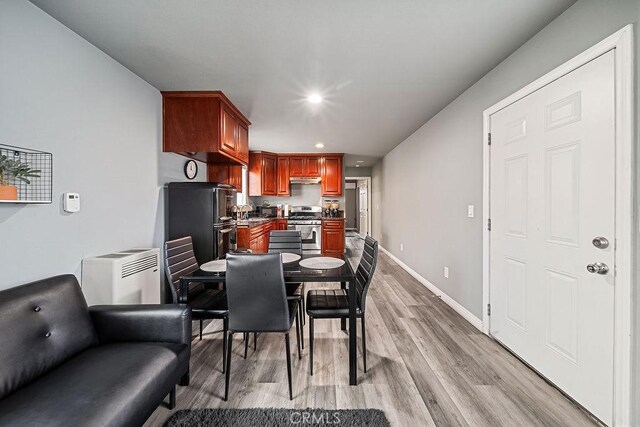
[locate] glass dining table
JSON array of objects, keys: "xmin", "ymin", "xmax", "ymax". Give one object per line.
[{"xmin": 178, "ymin": 253, "xmax": 360, "ymax": 385}]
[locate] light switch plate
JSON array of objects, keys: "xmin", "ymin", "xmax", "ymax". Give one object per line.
[
  {"xmin": 468, "ymin": 205, "xmax": 474, "ymax": 218},
  {"xmin": 444, "ymin": 266, "xmax": 449, "ymax": 278}
]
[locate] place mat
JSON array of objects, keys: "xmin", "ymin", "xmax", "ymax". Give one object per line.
[
  {"xmin": 299, "ymin": 257, "xmax": 345, "ymax": 269},
  {"xmin": 200, "ymin": 259, "xmax": 226, "ymax": 273},
  {"xmin": 281, "ymin": 253, "xmax": 301, "ymax": 264}
]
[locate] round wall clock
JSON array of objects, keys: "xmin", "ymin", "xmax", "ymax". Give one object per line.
[{"xmin": 184, "ymin": 160, "xmax": 198, "ymax": 180}]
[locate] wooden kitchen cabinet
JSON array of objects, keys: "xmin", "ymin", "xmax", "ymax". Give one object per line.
[
  {"xmin": 238, "ymin": 220, "xmax": 276, "ymax": 253},
  {"xmin": 207, "ymin": 164, "xmax": 243, "ymax": 192},
  {"xmin": 237, "ymin": 123, "xmax": 249, "ymax": 164},
  {"xmin": 276, "ymin": 219, "xmax": 288, "ymax": 230},
  {"xmin": 162, "ymin": 91, "xmax": 250, "ymax": 166},
  {"xmin": 306, "ymin": 156, "xmax": 322, "ymax": 176},
  {"xmin": 289, "ymin": 155, "xmax": 322, "ymax": 177},
  {"xmin": 249, "ymin": 151, "xmax": 278, "ymax": 196},
  {"xmin": 321, "ymin": 219, "xmax": 345, "ymax": 257},
  {"xmin": 321, "ymin": 155, "xmax": 343, "ymax": 196},
  {"xmin": 277, "ymin": 156, "xmax": 290, "ymax": 196}
]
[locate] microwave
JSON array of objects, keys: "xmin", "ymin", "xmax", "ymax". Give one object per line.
[{"xmin": 257, "ymin": 206, "xmax": 278, "ymax": 218}]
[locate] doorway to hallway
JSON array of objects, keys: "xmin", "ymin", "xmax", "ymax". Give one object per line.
[{"xmin": 344, "ymin": 176, "xmax": 371, "ymax": 237}]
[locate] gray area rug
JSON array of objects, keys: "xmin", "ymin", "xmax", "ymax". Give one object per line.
[{"xmin": 165, "ymin": 408, "xmax": 390, "ymax": 426}]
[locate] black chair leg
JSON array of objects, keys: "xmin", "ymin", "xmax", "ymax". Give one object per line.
[
  {"xmin": 285, "ymin": 332, "xmax": 293, "ymax": 400},
  {"xmin": 309, "ymin": 317, "xmax": 314, "ymax": 376},
  {"xmin": 199, "ymin": 319, "xmax": 203, "ymax": 340},
  {"xmin": 254, "ymin": 332, "xmax": 257, "ymax": 351},
  {"xmin": 224, "ymin": 333, "xmax": 233, "ymax": 401},
  {"xmin": 362, "ymin": 316, "xmax": 367, "ymax": 373},
  {"xmin": 222, "ymin": 318, "xmax": 228, "ymax": 374},
  {"xmin": 179, "ymin": 370, "xmax": 190, "ymax": 386},
  {"xmin": 301, "ymin": 284, "xmax": 306, "ymax": 325},
  {"xmin": 168, "ymin": 385, "xmax": 176, "ymax": 409},
  {"xmin": 298, "ymin": 300, "xmax": 304, "ymax": 348},
  {"xmin": 295, "ymin": 310, "xmax": 302, "ymax": 360},
  {"xmin": 244, "ymin": 333, "xmax": 249, "ymax": 359}
]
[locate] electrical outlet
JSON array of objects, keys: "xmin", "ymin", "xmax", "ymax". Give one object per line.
[
  {"xmin": 444, "ymin": 266, "xmax": 449, "ymax": 278},
  {"xmin": 400, "ymin": 243, "xmax": 404, "ymax": 252},
  {"xmin": 468, "ymin": 205, "xmax": 474, "ymax": 218}
]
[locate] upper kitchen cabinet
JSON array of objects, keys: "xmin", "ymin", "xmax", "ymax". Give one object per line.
[
  {"xmin": 162, "ymin": 91, "xmax": 251, "ymax": 166},
  {"xmin": 249, "ymin": 151, "xmax": 278, "ymax": 196},
  {"xmin": 277, "ymin": 156, "xmax": 290, "ymax": 196},
  {"xmin": 289, "ymin": 155, "xmax": 321, "ymax": 177},
  {"xmin": 321, "ymin": 155, "xmax": 343, "ymax": 196},
  {"xmin": 208, "ymin": 164, "xmax": 243, "ymax": 192}
]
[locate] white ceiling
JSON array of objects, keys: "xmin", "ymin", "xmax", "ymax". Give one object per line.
[{"xmin": 30, "ymin": 0, "xmax": 574, "ymax": 167}]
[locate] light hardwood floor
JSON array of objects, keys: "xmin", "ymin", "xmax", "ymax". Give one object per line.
[{"xmin": 147, "ymin": 237, "xmax": 597, "ymax": 426}]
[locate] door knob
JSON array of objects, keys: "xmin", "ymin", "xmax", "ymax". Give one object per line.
[
  {"xmin": 586, "ymin": 262, "xmax": 609, "ymax": 275},
  {"xmin": 592, "ymin": 237, "xmax": 609, "ymax": 249}
]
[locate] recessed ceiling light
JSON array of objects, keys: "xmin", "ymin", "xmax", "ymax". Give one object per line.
[
  {"xmin": 307, "ymin": 93, "xmax": 323, "ymax": 104},
  {"xmin": 315, "ymin": 142, "xmax": 325, "ymax": 149},
  {"xmin": 355, "ymin": 164, "xmax": 360, "ymax": 168},
  {"xmin": 356, "ymin": 160, "xmax": 364, "ymax": 163}
]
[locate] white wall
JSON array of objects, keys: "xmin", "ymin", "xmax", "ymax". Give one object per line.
[
  {"xmin": 0, "ymin": 0, "xmax": 203, "ymax": 289},
  {"xmin": 375, "ymin": 1, "xmax": 640, "ymax": 421}
]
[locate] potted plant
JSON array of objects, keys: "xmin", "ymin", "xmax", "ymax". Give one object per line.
[{"xmin": 0, "ymin": 154, "xmax": 41, "ymax": 201}]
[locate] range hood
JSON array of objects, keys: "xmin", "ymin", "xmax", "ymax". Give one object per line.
[{"xmin": 290, "ymin": 177, "xmax": 321, "ymax": 184}]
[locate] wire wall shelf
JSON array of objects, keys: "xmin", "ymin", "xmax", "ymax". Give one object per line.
[{"xmin": 0, "ymin": 144, "xmax": 53, "ymax": 204}]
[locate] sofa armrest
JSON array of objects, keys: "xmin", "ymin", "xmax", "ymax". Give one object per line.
[{"xmin": 89, "ymin": 304, "xmax": 191, "ymax": 345}]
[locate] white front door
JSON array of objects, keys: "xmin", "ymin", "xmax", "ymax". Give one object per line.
[
  {"xmin": 489, "ymin": 51, "xmax": 615, "ymax": 424},
  {"xmin": 358, "ymin": 181, "xmax": 368, "ymax": 235}
]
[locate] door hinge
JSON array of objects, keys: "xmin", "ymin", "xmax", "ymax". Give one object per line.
[
  {"xmin": 487, "ymin": 218, "xmax": 491, "ymax": 231},
  {"xmin": 487, "ymin": 133, "xmax": 492, "ymax": 145},
  {"xmin": 487, "ymin": 304, "xmax": 491, "ymax": 316}
]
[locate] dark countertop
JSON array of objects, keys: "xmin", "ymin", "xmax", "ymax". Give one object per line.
[{"xmin": 237, "ymin": 217, "xmax": 286, "ymax": 228}]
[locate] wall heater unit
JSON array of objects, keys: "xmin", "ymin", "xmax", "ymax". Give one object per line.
[{"xmin": 81, "ymin": 248, "xmax": 160, "ymax": 305}]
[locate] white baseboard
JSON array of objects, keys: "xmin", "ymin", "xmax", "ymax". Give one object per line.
[{"xmin": 379, "ymin": 246, "xmax": 483, "ymax": 331}]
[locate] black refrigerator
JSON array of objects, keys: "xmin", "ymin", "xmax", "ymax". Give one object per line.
[{"xmin": 166, "ymin": 182, "xmax": 238, "ymax": 265}]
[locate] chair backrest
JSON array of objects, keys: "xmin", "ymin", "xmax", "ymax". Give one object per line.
[
  {"xmin": 164, "ymin": 236, "xmax": 199, "ymax": 303},
  {"xmin": 268, "ymin": 230, "xmax": 302, "ymax": 255},
  {"xmin": 225, "ymin": 253, "xmax": 290, "ymax": 333},
  {"xmin": 355, "ymin": 236, "xmax": 379, "ymax": 313}
]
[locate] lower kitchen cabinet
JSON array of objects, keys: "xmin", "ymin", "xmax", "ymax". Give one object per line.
[
  {"xmin": 321, "ymin": 219, "xmax": 345, "ymax": 257},
  {"xmin": 276, "ymin": 219, "xmax": 288, "ymax": 230},
  {"xmin": 238, "ymin": 220, "xmax": 276, "ymax": 253}
]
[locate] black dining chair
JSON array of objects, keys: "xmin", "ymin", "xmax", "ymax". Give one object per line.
[
  {"xmin": 268, "ymin": 230, "xmax": 305, "ymax": 340},
  {"xmin": 164, "ymin": 236, "xmax": 229, "ymax": 374},
  {"xmin": 224, "ymin": 253, "xmax": 301, "ymax": 401},
  {"xmin": 305, "ymin": 235, "xmax": 378, "ymax": 375}
]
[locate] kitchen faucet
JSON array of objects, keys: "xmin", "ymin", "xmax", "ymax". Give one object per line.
[{"xmin": 236, "ymin": 204, "xmax": 251, "ymax": 220}]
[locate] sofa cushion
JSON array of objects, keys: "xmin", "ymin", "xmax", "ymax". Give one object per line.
[
  {"xmin": 0, "ymin": 275, "xmax": 97, "ymax": 400},
  {"xmin": 0, "ymin": 342, "xmax": 189, "ymax": 427}
]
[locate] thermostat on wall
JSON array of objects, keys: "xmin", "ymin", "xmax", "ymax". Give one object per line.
[{"xmin": 63, "ymin": 193, "xmax": 80, "ymax": 213}]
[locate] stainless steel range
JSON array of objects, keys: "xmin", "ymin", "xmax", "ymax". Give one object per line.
[{"xmin": 287, "ymin": 206, "xmax": 322, "ymax": 254}]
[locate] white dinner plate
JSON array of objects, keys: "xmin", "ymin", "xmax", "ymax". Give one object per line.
[
  {"xmin": 281, "ymin": 253, "xmax": 302, "ymax": 264},
  {"xmin": 200, "ymin": 259, "xmax": 226, "ymax": 273},
  {"xmin": 299, "ymin": 257, "xmax": 345, "ymax": 269}
]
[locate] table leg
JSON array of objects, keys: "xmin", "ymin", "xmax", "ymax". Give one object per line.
[
  {"xmin": 348, "ymin": 278, "xmax": 357, "ymax": 386},
  {"xmin": 341, "ymin": 281, "xmax": 347, "ymax": 331}
]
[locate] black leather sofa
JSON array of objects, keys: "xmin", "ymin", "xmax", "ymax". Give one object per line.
[{"xmin": 0, "ymin": 274, "xmax": 191, "ymax": 426}]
